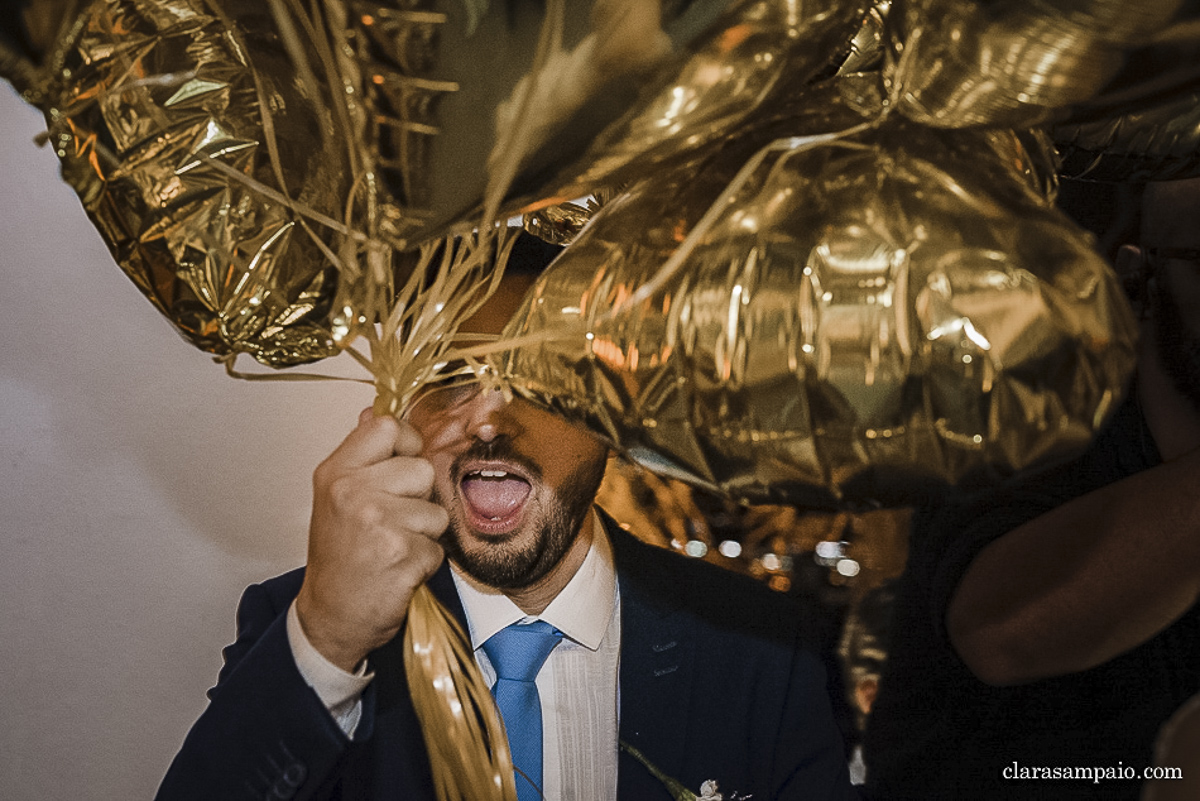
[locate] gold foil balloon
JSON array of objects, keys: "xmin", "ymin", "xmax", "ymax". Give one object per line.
[
  {"xmin": 1054, "ymin": 89, "xmax": 1200, "ymax": 181},
  {"xmin": 522, "ymin": 197, "xmax": 603, "ymax": 247},
  {"xmin": 837, "ymin": 0, "xmax": 888, "ymax": 75},
  {"xmin": 299, "ymin": 0, "xmax": 862, "ymax": 236},
  {"xmin": 32, "ymin": 0, "xmax": 351, "ymax": 366},
  {"xmin": 531, "ymin": 0, "xmax": 870, "ymax": 208},
  {"xmin": 885, "ymin": 0, "xmax": 1185, "ymax": 129},
  {"xmin": 497, "ymin": 80, "xmax": 1137, "ymax": 507},
  {"xmin": 6, "ymin": 0, "xmax": 876, "ymax": 367}
]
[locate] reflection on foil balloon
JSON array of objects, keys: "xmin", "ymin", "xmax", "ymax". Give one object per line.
[
  {"xmin": 318, "ymin": 0, "xmax": 842, "ymax": 235},
  {"xmin": 39, "ymin": 0, "xmax": 349, "ymax": 366},
  {"xmin": 27, "ymin": 0, "xmax": 753, "ymax": 243},
  {"xmin": 885, "ymin": 0, "xmax": 1184, "ymax": 128},
  {"xmin": 1054, "ymin": 90, "xmax": 1200, "ymax": 182},
  {"xmin": 522, "ymin": 198, "xmax": 600, "ymax": 246},
  {"xmin": 539, "ymin": 0, "xmax": 869, "ymax": 205},
  {"xmin": 498, "ymin": 104, "xmax": 1137, "ymax": 507},
  {"xmin": 837, "ymin": 0, "xmax": 889, "ymax": 75}
]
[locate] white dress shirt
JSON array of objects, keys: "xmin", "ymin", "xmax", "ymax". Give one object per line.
[{"xmin": 288, "ymin": 513, "xmax": 621, "ymax": 801}]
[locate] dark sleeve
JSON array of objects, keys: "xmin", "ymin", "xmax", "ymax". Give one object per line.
[
  {"xmin": 772, "ymin": 639, "xmax": 860, "ymax": 800},
  {"xmin": 696, "ymin": 563, "xmax": 857, "ymax": 800},
  {"xmin": 155, "ymin": 580, "xmax": 356, "ymax": 801}
]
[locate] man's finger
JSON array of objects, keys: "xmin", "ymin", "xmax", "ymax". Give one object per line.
[
  {"xmin": 359, "ymin": 456, "xmax": 437, "ymax": 500},
  {"xmin": 325, "ymin": 415, "xmax": 423, "ymax": 470},
  {"xmin": 383, "ymin": 496, "xmax": 450, "ymax": 540}
]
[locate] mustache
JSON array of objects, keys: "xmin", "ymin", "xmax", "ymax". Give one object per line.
[{"xmin": 450, "ymin": 437, "xmax": 544, "ymax": 484}]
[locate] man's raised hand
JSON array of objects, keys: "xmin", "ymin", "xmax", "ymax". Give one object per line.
[{"xmin": 295, "ymin": 409, "xmax": 450, "ymax": 672}]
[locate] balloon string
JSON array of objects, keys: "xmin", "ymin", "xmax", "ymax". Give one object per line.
[
  {"xmin": 483, "ymin": 0, "xmax": 566, "ymax": 227},
  {"xmin": 32, "ymin": 0, "xmax": 90, "ymax": 104},
  {"xmin": 368, "ymin": 2, "xmax": 570, "ymax": 796}
]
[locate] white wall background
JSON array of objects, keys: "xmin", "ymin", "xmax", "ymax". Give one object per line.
[{"xmin": 0, "ymin": 84, "xmax": 373, "ymax": 798}]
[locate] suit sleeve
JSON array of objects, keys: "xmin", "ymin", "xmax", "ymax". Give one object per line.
[
  {"xmin": 155, "ymin": 581, "xmax": 363, "ymax": 801},
  {"xmin": 771, "ymin": 619, "xmax": 860, "ymax": 800}
]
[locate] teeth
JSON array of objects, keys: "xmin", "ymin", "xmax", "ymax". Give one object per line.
[{"xmin": 479, "ymin": 470, "xmax": 508, "ymax": 478}]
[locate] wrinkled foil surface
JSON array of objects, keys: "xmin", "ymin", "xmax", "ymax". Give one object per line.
[
  {"xmin": 19, "ymin": 0, "xmax": 874, "ymax": 367},
  {"xmin": 885, "ymin": 0, "xmax": 1184, "ymax": 129},
  {"xmin": 537, "ymin": 0, "xmax": 869, "ymax": 205},
  {"xmin": 4, "ymin": 0, "xmax": 1193, "ymax": 501},
  {"xmin": 1054, "ymin": 90, "xmax": 1200, "ymax": 182},
  {"xmin": 498, "ymin": 81, "xmax": 1138, "ymax": 507},
  {"xmin": 45, "ymin": 0, "xmax": 350, "ymax": 366}
]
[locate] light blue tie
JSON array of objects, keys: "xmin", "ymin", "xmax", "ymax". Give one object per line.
[{"xmin": 482, "ymin": 620, "xmax": 564, "ymax": 801}]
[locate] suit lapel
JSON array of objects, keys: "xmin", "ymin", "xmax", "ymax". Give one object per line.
[
  {"xmin": 610, "ymin": 524, "xmax": 698, "ymax": 798},
  {"xmin": 426, "ymin": 562, "xmax": 469, "ymax": 625}
]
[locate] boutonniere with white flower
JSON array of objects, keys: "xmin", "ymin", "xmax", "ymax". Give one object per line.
[{"xmin": 620, "ymin": 741, "xmax": 751, "ymax": 800}]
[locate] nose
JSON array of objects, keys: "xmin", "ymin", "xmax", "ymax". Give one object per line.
[{"xmin": 463, "ymin": 387, "xmax": 520, "ymax": 442}]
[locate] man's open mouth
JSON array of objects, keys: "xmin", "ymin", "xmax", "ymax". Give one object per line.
[{"xmin": 459, "ymin": 465, "xmax": 533, "ymax": 534}]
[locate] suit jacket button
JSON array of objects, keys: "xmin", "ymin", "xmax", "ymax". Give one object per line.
[
  {"xmin": 266, "ymin": 763, "xmax": 307, "ymax": 799},
  {"xmin": 282, "ymin": 763, "xmax": 307, "ymax": 787}
]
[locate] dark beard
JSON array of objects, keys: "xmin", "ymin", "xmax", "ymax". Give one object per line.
[
  {"xmin": 1152, "ymin": 270, "xmax": 1200, "ymax": 412},
  {"xmin": 438, "ymin": 438, "xmax": 607, "ymax": 590}
]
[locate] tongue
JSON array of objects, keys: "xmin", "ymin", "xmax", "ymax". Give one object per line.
[{"xmin": 462, "ymin": 476, "xmax": 531, "ymax": 520}]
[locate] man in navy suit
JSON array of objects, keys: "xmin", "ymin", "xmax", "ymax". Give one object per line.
[{"xmin": 155, "ymin": 252, "xmax": 856, "ymax": 801}]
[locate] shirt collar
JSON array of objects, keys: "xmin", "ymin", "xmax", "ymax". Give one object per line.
[{"xmin": 450, "ymin": 511, "xmax": 616, "ymax": 652}]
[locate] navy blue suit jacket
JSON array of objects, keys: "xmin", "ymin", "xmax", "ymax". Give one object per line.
[{"xmin": 157, "ymin": 520, "xmax": 856, "ymax": 800}]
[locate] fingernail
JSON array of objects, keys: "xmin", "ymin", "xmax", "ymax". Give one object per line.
[{"xmin": 359, "ymin": 407, "xmax": 374, "ymax": 425}]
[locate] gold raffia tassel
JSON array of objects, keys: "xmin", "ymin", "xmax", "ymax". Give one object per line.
[
  {"xmin": 406, "ymin": 584, "xmax": 517, "ymax": 801},
  {"xmin": 347, "ymin": 226, "xmax": 521, "ymax": 801},
  {"xmin": 212, "ymin": 191, "xmax": 525, "ymax": 801}
]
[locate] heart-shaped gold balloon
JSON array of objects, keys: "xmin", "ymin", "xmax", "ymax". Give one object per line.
[{"xmin": 497, "ymin": 77, "xmax": 1138, "ymax": 506}]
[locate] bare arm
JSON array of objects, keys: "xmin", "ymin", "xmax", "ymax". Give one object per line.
[{"xmin": 947, "ymin": 444, "xmax": 1200, "ymax": 686}]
